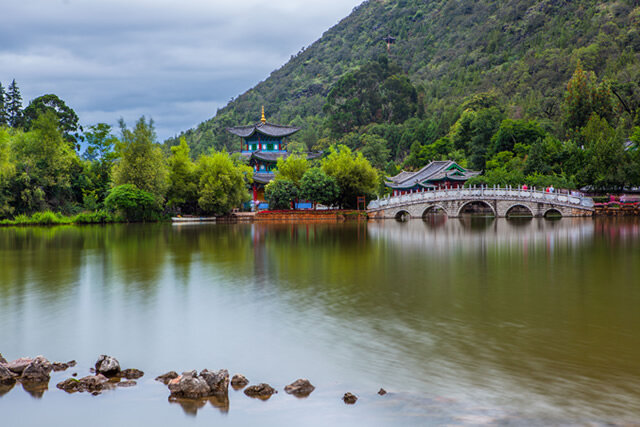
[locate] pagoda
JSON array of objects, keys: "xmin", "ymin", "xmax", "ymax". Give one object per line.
[
  {"xmin": 386, "ymin": 161, "xmax": 480, "ymax": 196},
  {"xmin": 227, "ymin": 107, "xmax": 321, "ymax": 209}
]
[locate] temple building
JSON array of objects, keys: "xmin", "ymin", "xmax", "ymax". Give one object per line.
[
  {"xmin": 227, "ymin": 107, "xmax": 321, "ymax": 208},
  {"xmin": 386, "ymin": 160, "xmax": 480, "ymax": 196}
]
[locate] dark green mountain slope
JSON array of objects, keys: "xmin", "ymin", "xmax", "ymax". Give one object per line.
[{"xmin": 169, "ymin": 0, "xmax": 640, "ymax": 157}]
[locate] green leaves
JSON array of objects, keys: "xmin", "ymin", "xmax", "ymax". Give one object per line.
[{"xmin": 195, "ymin": 151, "xmax": 252, "ymax": 215}]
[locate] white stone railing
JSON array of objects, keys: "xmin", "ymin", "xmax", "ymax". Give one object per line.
[{"xmin": 367, "ymin": 186, "xmax": 594, "ymax": 210}]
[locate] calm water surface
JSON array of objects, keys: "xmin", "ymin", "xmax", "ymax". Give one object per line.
[{"xmin": 1, "ymin": 218, "xmax": 639, "ymax": 426}]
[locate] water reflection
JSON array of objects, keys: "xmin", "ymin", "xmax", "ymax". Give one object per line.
[
  {"xmin": 169, "ymin": 394, "xmax": 229, "ymax": 416},
  {"xmin": 0, "ymin": 218, "xmax": 639, "ymax": 425}
]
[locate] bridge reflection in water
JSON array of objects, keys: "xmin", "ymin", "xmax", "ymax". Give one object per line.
[{"xmin": 368, "ymin": 186, "xmax": 594, "ymax": 220}]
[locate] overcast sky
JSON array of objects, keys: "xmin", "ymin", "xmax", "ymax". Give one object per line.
[{"xmin": 0, "ymin": 0, "xmax": 363, "ymax": 141}]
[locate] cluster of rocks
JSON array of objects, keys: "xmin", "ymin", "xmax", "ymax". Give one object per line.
[
  {"xmin": 2, "ymin": 352, "xmax": 384, "ymax": 406},
  {"xmin": 156, "ymin": 369, "xmax": 317, "ymax": 402},
  {"xmin": 0, "ymin": 353, "xmax": 76, "ymax": 388},
  {"xmin": 56, "ymin": 354, "xmax": 144, "ymax": 395}
]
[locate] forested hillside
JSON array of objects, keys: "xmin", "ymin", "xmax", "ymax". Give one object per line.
[{"xmin": 170, "ymin": 0, "xmax": 640, "ymax": 163}]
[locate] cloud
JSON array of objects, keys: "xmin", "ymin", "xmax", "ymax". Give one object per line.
[{"xmin": 0, "ymin": 0, "xmax": 362, "ymax": 141}]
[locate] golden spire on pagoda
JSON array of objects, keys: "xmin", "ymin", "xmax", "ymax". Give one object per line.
[{"xmin": 261, "ymin": 106, "xmax": 266, "ymax": 124}]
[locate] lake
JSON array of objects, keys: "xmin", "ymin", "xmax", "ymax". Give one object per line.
[{"xmin": 1, "ymin": 218, "xmax": 639, "ymax": 426}]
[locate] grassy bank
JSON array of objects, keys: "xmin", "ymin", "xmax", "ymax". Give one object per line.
[{"xmin": 0, "ymin": 211, "xmax": 121, "ymax": 226}]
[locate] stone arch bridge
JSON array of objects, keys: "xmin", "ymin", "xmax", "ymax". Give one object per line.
[{"xmin": 367, "ymin": 187, "xmax": 595, "ymax": 219}]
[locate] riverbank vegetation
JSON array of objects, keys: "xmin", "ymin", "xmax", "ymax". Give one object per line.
[{"xmin": 2, "ymin": 0, "xmax": 640, "ymax": 221}]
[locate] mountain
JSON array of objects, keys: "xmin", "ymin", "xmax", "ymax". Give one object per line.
[{"xmin": 167, "ymin": 0, "xmax": 640, "ymax": 159}]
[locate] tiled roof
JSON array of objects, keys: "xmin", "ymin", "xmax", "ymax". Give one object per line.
[
  {"xmin": 253, "ymin": 172, "xmax": 274, "ymax": 184},
  {"xmin": 227, "ymin": 122, "xmax": 300, "ymax": 138},
  {"xmin": 386, "ymin": 161, "xmax": 479, "ymax": 189},
  {"xmin": 250, "ymin": 151, "xmax": 323, "ymax": 163}
]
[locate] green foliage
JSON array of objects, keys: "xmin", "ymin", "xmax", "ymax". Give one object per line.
[
  {"xmin": 104, "ymin": 184, "xmax": 160, "ymax": 222},
  {"xmin": 195, "ymin": 151, "xmax": 252, "ymax": 215},
  {"xmin": 299, "ymin": 167, "xmax": 339, "ymax": 208},
  {"xmin": 321, "ymin": 145, "xmax": 378, "ymax": 208},
  {"xmin": 0, "ymin": 82, "xmax": 8, "ymax": 126},
  {"xmin": 113, "ymin": 117, "xmax": 168, "ymax": 202},
  {"xmin": 274, "ymin": 154, "xmax": 309, "ymax": 186},
  {"xmin": 21, "ymin": 94, "xmax": 81, "ymax": 146},
  {"xmin": 265, "ymin": 179, "xmax": 298, "ymax": 210},
  {"xmin": 10, "ymin": 111, "xmax": 78, "ymax": 214},
  {"xmin": 579, "ymin": 114, "xmax": 627, "ymax": 191},
  {"xmin": 324, "ymin": 57, "xmax": 419, "ymax": 135},
  {"xmin": 167, "ymin": 137, "xmax": 197, "ymax": 213},
  {"xmin": 6, "ymin": 80, "xmax": 22, "ymax": 128},
  {"xmin": 82, "ymin": 123, "xmax": 117, "ymax": 205},
  {"xmin": 563, "ymin": 62, "xmax": 616, "ymax": 134},
  {"xmin": 490, "ymin": 119, "xmax": 546, "ymax": 155}
]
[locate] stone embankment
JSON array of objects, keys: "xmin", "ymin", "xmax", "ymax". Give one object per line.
[{"xmin": 246, "ymin": 210, "xmax": 367, "ymax": 221}]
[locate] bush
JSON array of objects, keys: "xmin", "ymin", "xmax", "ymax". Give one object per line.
[
  {"xmin": 104, "ymin": 184, "xmax": 161, "ymax": 222},
  {"xmin": 265, "ymin": 179, "xmax": 298, "ymax": 210}
]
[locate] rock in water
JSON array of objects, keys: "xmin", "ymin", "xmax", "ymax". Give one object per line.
[
  {"xmin": 21, "ymin": 356, "xmax": 53, "ymax": 383},
  {"xmin": 168, "ymin": 371, "xmax": 211, "ymax": 399},
  {"xmin": 57, "ymin": 374, "xmax": 111, "ymax": 394},
  {"xmin": 95, "ymin": 355, "xmax": 121, "ymax": 377},
  {"xmin": 199, "ymin": 369, "xmax": 229, "ymax": 396},
  {"xmin": 52, "ymin": 360, "xmax": 76, "ymax": 372},
  {"xmin": 0, "ymin": 364, "xmax": 16, "ymax": 385},
  {"xmin": 155, "ymin": 371, "xmax": 179, "ymax": 384},
  {"xmin": 5, "ymin": 357, "xmax": 33, "ymax": 374},
  {"xmin": 343, "ymin": 392, "xmax": 358, "ymax": 404},
  {"xmin": 0, "ymin": 353, "xmax": 7, "ymax": 364},
  {"xmin": 56, "ymin": 378, "xmax": 82, "ymax": 393},
  {"xmin": 120, "ymin": 368, "xmax": 144, "ymax": 379},
  {"xmin": 284, "ymin": 379, "xmax": 315, "ymax": 397},
  {"xmin": 244, "ymin": 383, "xmax": 277, "ymax": 399},
  {"xmin": 378, "ymin": 388, "xmax": 387, "ymax": 396},
  {"xmin": 231, "ymin": 374, "xmax": 249, "ymax": 389}
]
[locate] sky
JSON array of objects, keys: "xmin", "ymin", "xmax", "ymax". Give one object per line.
[{"xmin": 0, "ymin": 0, "xmax": 363, "ymax": 141}]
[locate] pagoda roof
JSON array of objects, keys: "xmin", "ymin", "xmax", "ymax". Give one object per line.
[
  {"xmin": 239, "ymin": 150, "xmax": 323, "ymax": 163},
  {"xmin": 386, "ymin": 160, "xmax": 480, "ymax": 189},
  {"xmin": 227, "ymin": 122, "xmax": 300, "ymax": 139},
  {"xmin": 253, "ymin": 172, "xmax": 275, "ymax": 184}
]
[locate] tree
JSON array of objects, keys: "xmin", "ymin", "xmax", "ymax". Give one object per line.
[
  {"xmin": 9, "ymin": 111, "xmax": 78, "ymax": 213},
  {"xmin": 274, "ymin": 154, "xmax": 308, "ymax": 187},
  {"xmin": 112, "ymin": 117, "xmax": 168, "ymax": 203},
  {"xmin": 359, "ymin": 134, "xmax": 390, "ymax": 170},
  {"xmin": 104, "ymin": 184, "xmax": 160, "ymax": 221},
  {"xmin": 0, "ymin": 82, "xmax": 8, "ymax": 127},
  {"xmin": 320, "ymin": 145, "xmax": 378, "ymax": 208},
  {"xmin": 196, "ymin": 151, "xmax": 252, "ymax": 215},
  {"xmin": 167, "ymin": 137, "xmax": 197, "ymax": 213},
  {"xmin": 299, "ymin": 167, "xmax": 339, "ymax": 208},
  {"xmin": 6, "ymin": 80, "xmax": 22, "ymax": 128},
  {"xmin": 580, "ymin": 114, "xmax": 626, "ymax": 191},
  {"xmin": 490, "ymin": 119, "xmax": 545, "ymax": 155},
  {"xmin": 21, "ymin": 94, "xmax": 81, "ymax": 146},
  {"xmin": 0, "ymin": 128, "xmax": 15, "ymax": 217},
  {"xmin": 83, "ymin": 123, "xmax": 118, "ymax": 205},
  {"xmin": 265, "ymin": 179, "xmax": 298, "ymax": 210},
  {"xmin": 563, "ymin": 62, "xmax": 615, "ymax": 133}
]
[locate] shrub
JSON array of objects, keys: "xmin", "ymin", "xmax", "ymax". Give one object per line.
[{"xmin": 104, "ymin": 184, "xmax": 160, "ymax": 222}]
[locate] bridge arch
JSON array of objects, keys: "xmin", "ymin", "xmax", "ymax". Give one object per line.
[
  {"xmin": 394, "ymin": 210, "xmax": 411, "ymax": 222},
  {"xmin": 505, "ymin": 204, "xmax": 534, "ymax": 218},
  {"xmin": 544, "ymin": 208, "xmax": 563, "ymax": 218},
  {"xmin": 422, "ymin": 204, "xmax": 448, "ymax": 219},
  {"xmin": 457, "ymin": 200, "xmax": 496, "ymax": 217}
]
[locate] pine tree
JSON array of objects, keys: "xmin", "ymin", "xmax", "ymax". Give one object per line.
[
  {"xmin": 0, "ymin": 82, "xmax": 8, "ymax": 126},
  {"xmin": 6, "ymin": 79, "xmax": 23, "ymax": 128}
]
